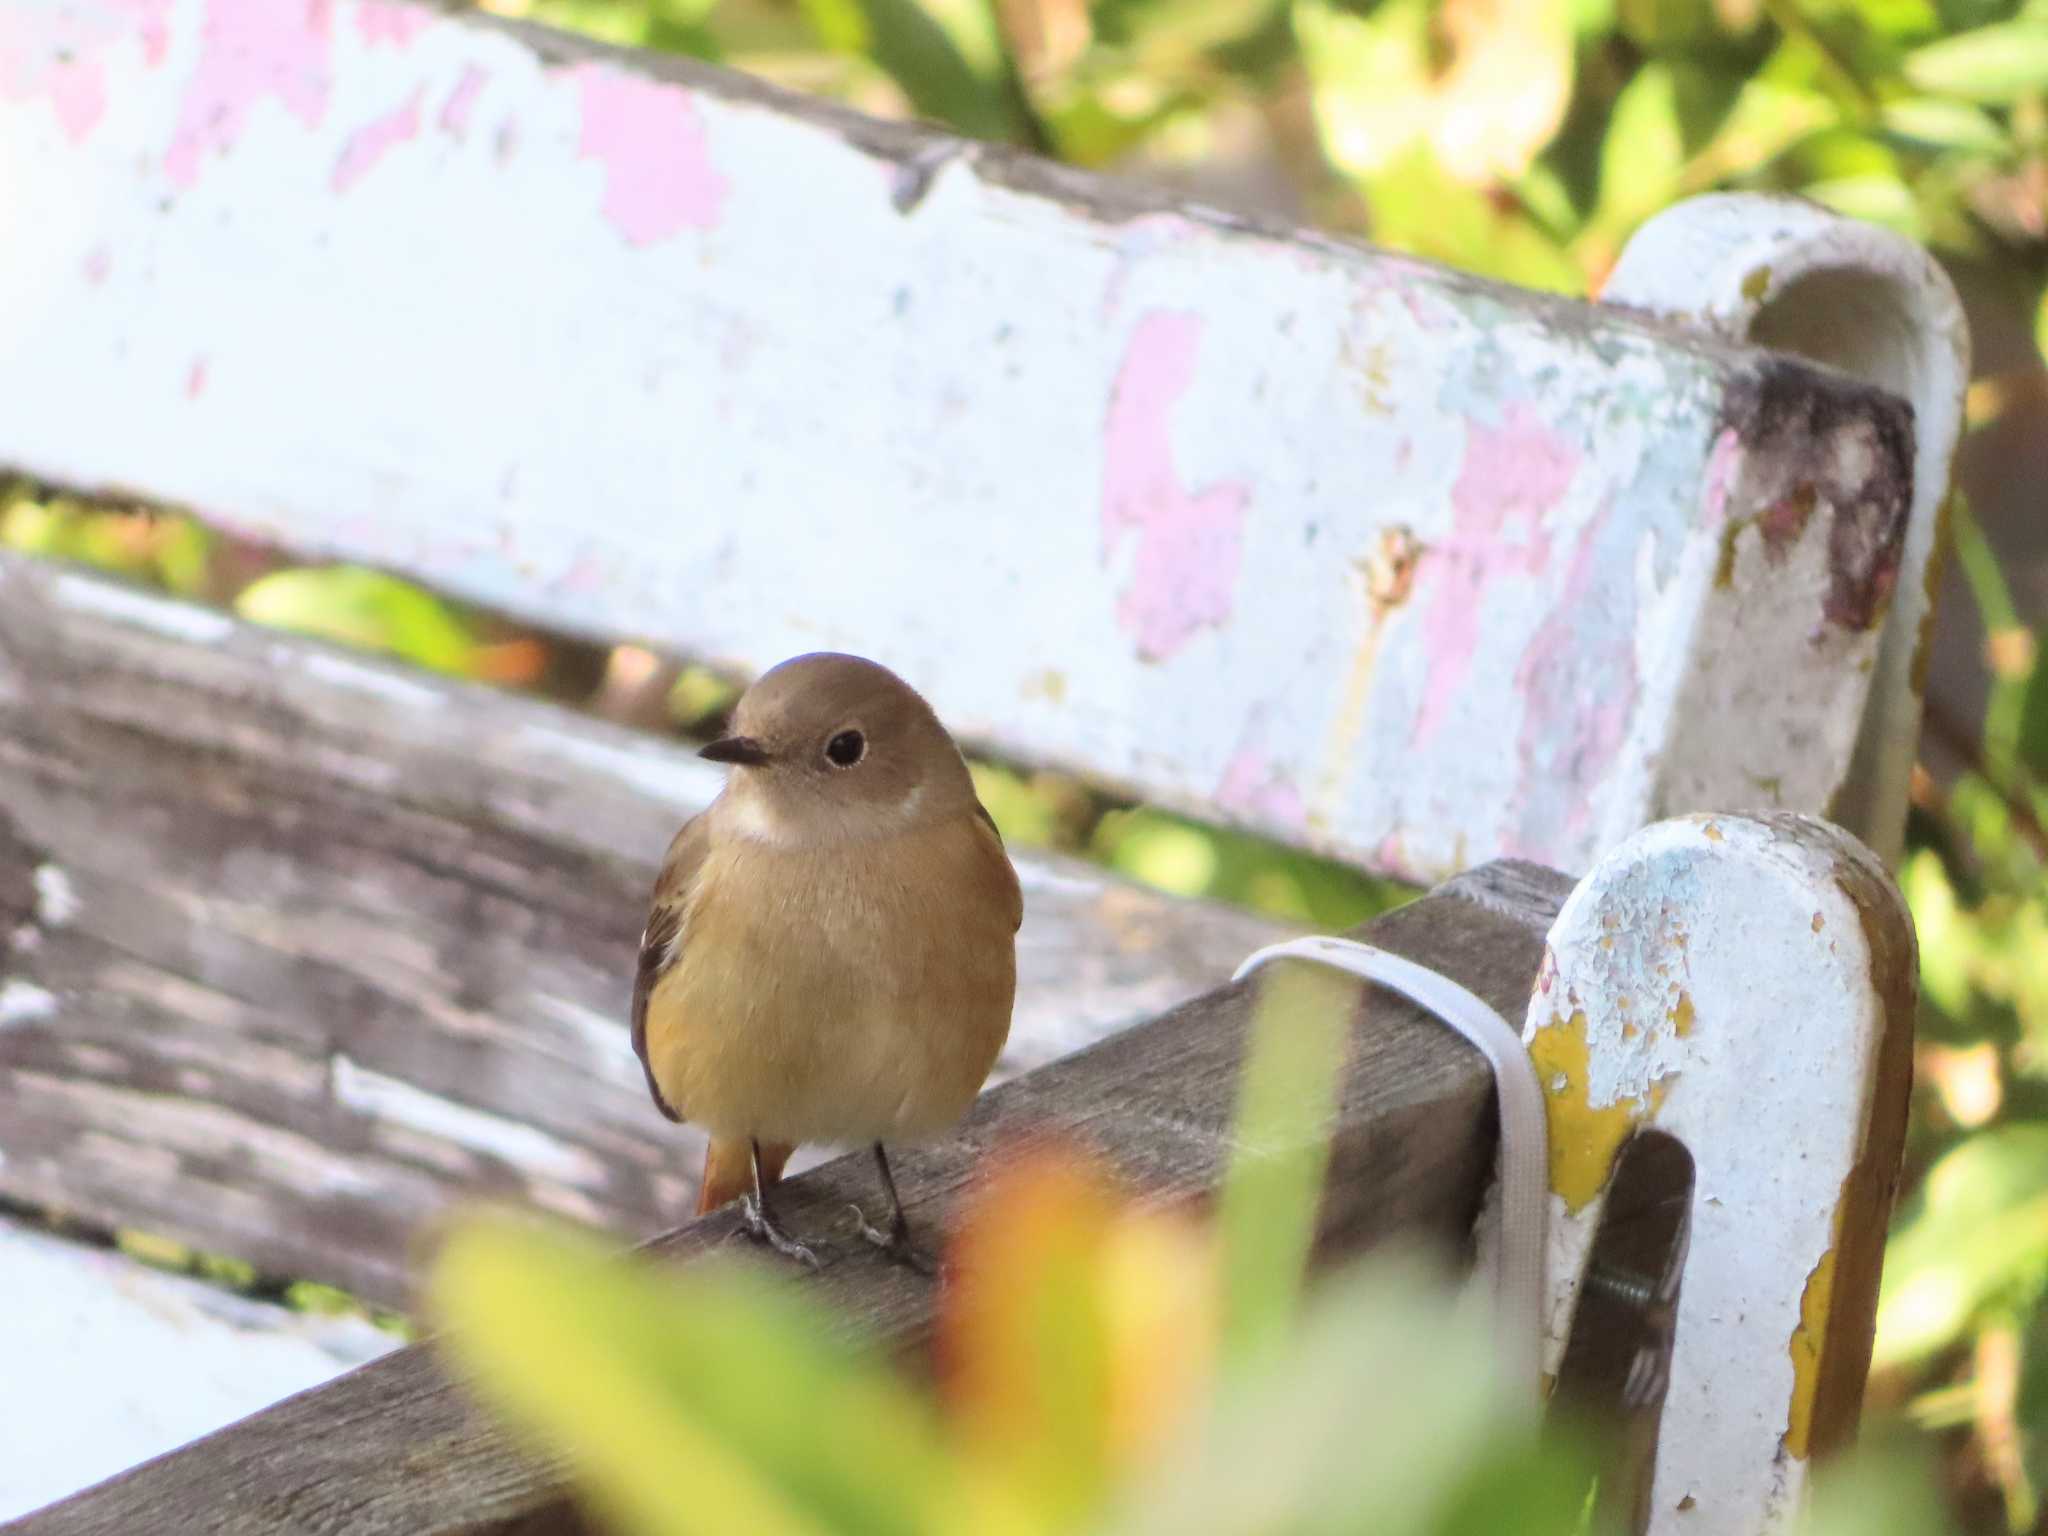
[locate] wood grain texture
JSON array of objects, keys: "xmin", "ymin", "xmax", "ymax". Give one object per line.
[
  {"xmin": 0, "ymin": 553, "xmax": 1292, "ymax": 1309},
  {"xmin": 5, "ymin": 857, "xmax": 1569, "ymax": 1536}
]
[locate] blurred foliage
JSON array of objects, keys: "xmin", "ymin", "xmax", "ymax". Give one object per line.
[
  {"xmin": 8, "ymin": 0, "xmax": 2048, "ymax": 1524},
  {"xmin": 428, "ymin": 967, "xmax": 1608, "ymax": 1536},
  {"xmin": 429, "ymin": 963, "xmax": 1952, "ymax": 1536}
]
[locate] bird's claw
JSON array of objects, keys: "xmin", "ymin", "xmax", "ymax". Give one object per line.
[
  {"xmin": 849, "ymin": 1203, "xmax": 934, "ymax": 1276},
  {"xmin": 739, "ymin": 1192, "xmax": 822, "ymax": 1269}
]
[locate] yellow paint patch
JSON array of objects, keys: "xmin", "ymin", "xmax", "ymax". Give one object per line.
[
  {"xmin": 1022, "ymin": 669, "xmax": 1068, "ymax": 705},
  {"xmin": 1784, "ymin": 1200, "xmax": 1847, "ymax": 1460},
  {"xmin": 1701, "ymin": 820, "xmax": 1724, "ymax": 842},
  {"xmin": 1669, "ymin": 993, "xmax": 1695, "ymax": 1038},
  {"xmin": 1527, "ymin": 1010, "xmax": 1671, "ymax": 1213}
]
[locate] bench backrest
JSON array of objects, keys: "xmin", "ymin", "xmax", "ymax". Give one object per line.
[{"xmin": 0, "ymin": 0, "xmax": 1966, "ymax": 885}]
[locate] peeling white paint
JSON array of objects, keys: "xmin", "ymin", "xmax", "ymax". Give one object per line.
[
  {"xmin": 50, "ymin": 573, "xmax": 236, "ymax": 645},
  {"xmin": 1522, "ymin": 813, "xmax": 1907, "ymax": 1535},
  {"xmin": 0, "ymin": 2, "xmax": 1958, "ymax": 886},
  {"xmin": 0, "ymin": 980, "xmax": 58, "ymax": 1027},
  {"xmin": 1606, "ymin": 195, "xmax": 1971, "ymax": 867},
  {"xmin": 328, "ymin": 1053, "xmax": 605, "ymax": 1186},
  {"xmin": 32, "ymin": 865, "xmax": 79, "ymax": 926},
  {"xmin": 300, "ymin": 650, "xmax": 448, "ymax": 710}
]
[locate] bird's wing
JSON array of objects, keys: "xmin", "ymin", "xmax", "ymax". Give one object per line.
[
  {"xmin": 632, "ymin": 812, "xmax": 709, "ymax": 1123},
  {"xmin": 970, "ymin": 796, "xmax": 1024, "ymax": 935}
]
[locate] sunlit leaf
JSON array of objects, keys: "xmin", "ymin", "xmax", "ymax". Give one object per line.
[
  {"xmin": 1363, "ymin": 146, "xmax": 1587, "ymax": 292},
  {"xmin": 1800, "ymin": 1434, "xmax": 1961, "ymax": 1536},
  {"xmin": 1104, "ymin": 1253, "xmax": 1600, "ymax": 1536},
  {"xmin": 1217, "ymin": 962, "xmax": 1356, "ymax": 1370},
  {"xmin": 1804, "ymin": 172, "xmax": 1925, "ymax": 232},
  {"xmin": 1877, "ymin": 1126, "xmax": 2048, "ymax": 1365},
  {"xmin": 1904, "ymin": 19, "xmax": 2048, "ymax": 100},
  {"xmin": 431, "ymin": 1214, "xmax": 974, "ymax": 1536},
  {"xmin": 1880, "ymin": 95, "xmax": 2012, "ymax": 151},
  {"xmin": 1295, "ymin": 0, "xmax": 1573, "ymax": 185},
  {"xmin": 234, "ymin": 565, "xmax": 477, "ymax": 676},
  {"xmin": 1592, "ymin": 60, "xmax": 1687, "ymax": 239},
  {"xmin": 939, "ymin": 1145, "xmax": 1216, "ymax": 1525}
]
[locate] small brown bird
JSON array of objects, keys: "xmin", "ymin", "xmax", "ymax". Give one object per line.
[{"xmin": 631, "ymin": 652, "xmax": 1022, "ymax": 1268}]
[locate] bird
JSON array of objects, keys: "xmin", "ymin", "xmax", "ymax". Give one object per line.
[{"xmin": 630, "ymin": 651, "xmax": 1023, "ymax": 1269}]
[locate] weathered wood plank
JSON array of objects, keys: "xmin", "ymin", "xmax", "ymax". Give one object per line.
[
  {"xmin": 0, "ymin": 552, "xmax": 1292, "ymax": 1309},
  {"xmin": 0, "ymin": 0, "xmax": 1923, "ymax": 883},
  {"xmin": 6, "ymin": 858, "xmax": 1570, "ymax": 1536}
]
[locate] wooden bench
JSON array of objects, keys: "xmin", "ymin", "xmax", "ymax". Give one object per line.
[{"xmin": 0, "ymin": 2, "xmax": 1968, "ymax": 1531}]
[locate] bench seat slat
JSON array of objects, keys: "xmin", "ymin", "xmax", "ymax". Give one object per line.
[
  {"xmin": 6, "ymin": 854, "xmax": 1569, "ymax": 1536},
  {"xmin": 0, "ymin": 552, "xmax": 1290, "ymax": 1307}
]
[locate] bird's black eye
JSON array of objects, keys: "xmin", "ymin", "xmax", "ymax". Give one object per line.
[{"xmin": 825, "ymin": 729, "xmax": 866, "ymax": 768}]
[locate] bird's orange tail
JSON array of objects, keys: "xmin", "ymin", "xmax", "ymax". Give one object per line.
[{"xmin": 696, "ymin": 1137, "xmax": 795, "ymax": 1216}]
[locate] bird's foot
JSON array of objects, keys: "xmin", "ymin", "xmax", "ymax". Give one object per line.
[
  {"xmin": 850, "ymin": 1204, "xmax": 934, "ymax": 1276},
  {"xmin": 738, "ymin": 1191, "xmax": 822, "ymax": 1269}
]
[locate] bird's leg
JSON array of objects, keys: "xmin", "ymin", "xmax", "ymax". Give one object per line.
[
  {"xmin": 852, "ymin": 1143, "xmax": 933, "ymax": 1275},
  {"xmin": 738, "ymin": 1137, "xmax": 821, "ymax": 1269}
]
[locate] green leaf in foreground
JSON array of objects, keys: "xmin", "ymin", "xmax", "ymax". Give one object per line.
[
  {"xmin": 1216, "ymin": 960, "xmax": 1356, "ymax": 1372},
  {"xmin": 429, "ymin": 1216, "xmax": 965, "ymax": 1536}
]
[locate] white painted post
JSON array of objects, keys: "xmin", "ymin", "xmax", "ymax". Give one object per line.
[
  {"xmin": 1523, "ymin": 812, "xmax": 1918, "ymax": 1533},
  {"xmin": 1603, "ymin": 195, "xmax": 1972, "ymax": 867}
]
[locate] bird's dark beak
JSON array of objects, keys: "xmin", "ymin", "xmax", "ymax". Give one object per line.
[{"xmin": 699, "ymin": 735, "xmax": 772, "ymax": 767}]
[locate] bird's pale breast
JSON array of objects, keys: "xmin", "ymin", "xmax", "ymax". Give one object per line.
[{"xmin": 642, "ymin": 810, "xmax": 1018, "ymax": 1145}]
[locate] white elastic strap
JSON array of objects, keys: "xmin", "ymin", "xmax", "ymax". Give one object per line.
[{"xmin": 1232, "ymin": 935, "xmax": 1547, "ymax": 1412}]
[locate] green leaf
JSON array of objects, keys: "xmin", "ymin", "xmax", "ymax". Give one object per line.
[
  {"xmin": 1106, "ymin": 1254, "xmax": 1602, "ymax": 1536},
  {"xmin": 430, "ymin": 1216, "xmax": 966, "ymax": 1536},
  {"xmin": 233, "ymin": 565, "xmax": 477, "ymax": 676},
  {"xmin": 1216, "ymin": 960, "xmax": 1356, "ymax": 1371},
  {"xmin": 1592, "ymin": 61, "xmax": 1687, "ymax": 237},
  {"xmin": 1800, "ymin": 1435, "xmax": 1960, "ymax": 1536},
  {"xmin": 1903, "ymin": 20, "xmax": 2048, "ymax": 102},
  {"xmin": 1877, "ymin": 1125, "xmax": 2048, "ymax": 1365},
  {"xmin": 1879, "ymin": 95, "xmax": 2013, "ymax": 152},
  {"xmin": 1363, "ymin": 148, "xmax": 1586, "ymax": 294},
  {"xmin": 795, "ymin": 0, "xmax": 1033, "ymax": 141}
]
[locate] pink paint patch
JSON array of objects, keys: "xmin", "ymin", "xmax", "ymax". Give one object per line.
[
  {"xmin": 1701, "ymin": 425, "xmax": 1741, "ymax": 525},
  {"xmin": 1507, "ymin": 500, "xmax": 1637, "ymax": 859},
  {"xmin": 82, "ymin": 245, "xmax": 112, "ymax": 285},
  {"xmin": 1412, "ymin": 402, "xmax": 1579, "ymax": 745},
  {"xmin": 1215, "ymin": 742, "xmax": 1307, "ymax": 834},
  {"xmin": 570, "ymin": 64, "xmax": 727, "ymax": 246},
  {"xmin": 166, "ymin": 0, "xmax": 334, "ymax": 189},
  {"xmin": 331, "ymin": 86, "xmax": 422, "ymax": 191},
  {"xmin": 356, "ymin": 1, "xmax": 434, "ymax": 46},
  {"xmin": 438, "ymin": 63, "xmax": 487, "ymax": 136},
  {"xmin": 186, "ymin": 358, "xmax": 209, "ymax": 398},
  {"xmin": 1100, "ymin": 311, "xmax": 1251, "ymax": 662},
  {"xmin": 0, "ymin": 0, "xmax": 171, "ymax": 143}
]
